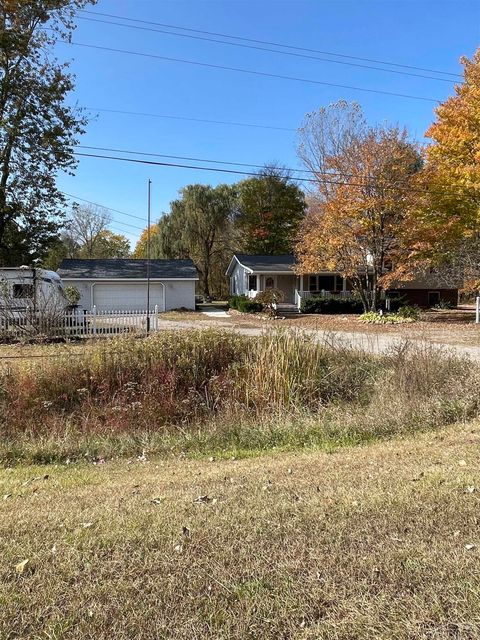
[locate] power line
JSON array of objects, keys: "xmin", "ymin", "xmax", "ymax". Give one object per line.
[
  {"xmin": 77, "ymin": 144, "xmax": 319, "ymax": 176},
  {"xmin": 73, "ymin": 150, "xmax": 474, "ymax": 198},
  {"xmin": 61, "ymin": 191, "xmax": 146, "ymax": 222},
  {"xmin": 79, "ymin": 9, "xmax": 462, "ymax": 79},
  {"xmin": 68, "ymin": 41, "xmax": 439, "ymax": 103},
  {"xmin": 87, "ymin": 106, "xmax": 296, "ymax": 132},
  {"xmin": 76, "ymin": 15, "xmax": 456, "ymax": 84}
]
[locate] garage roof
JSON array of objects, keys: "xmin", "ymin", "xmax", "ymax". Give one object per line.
[{"xmin": 58, "ymin": 259, "xmax": 198, "ymax": 280}]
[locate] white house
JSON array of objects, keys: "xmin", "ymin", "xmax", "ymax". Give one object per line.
[
  {"xmin": 225, "ymin": 254, "xmax": 459, "ymax": 309},
  {"xmin": 58, "ymin": 259, "xmax": 198, "ymax": 312}
]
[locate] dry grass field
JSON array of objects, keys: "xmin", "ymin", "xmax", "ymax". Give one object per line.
[{"xmin": 2, "ymin": 422, "xmax": 480, "ymax": 639}]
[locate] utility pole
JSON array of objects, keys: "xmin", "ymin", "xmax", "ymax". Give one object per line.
[{"xmin": 146, "ymin": 179, "xmax": 152, "ymax": 333}]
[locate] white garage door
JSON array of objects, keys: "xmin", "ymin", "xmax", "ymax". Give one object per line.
[{"xmin": 93, "ymin": 283, "xmax": 165, "ymax": 311}]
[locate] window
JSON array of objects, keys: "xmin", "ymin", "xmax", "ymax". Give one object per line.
[
  {"xmin": 13, "ymin": 284, "xmax": 34, "ymax": 299},
  {"xmin": 428, "ymin": 291, "xmax": 441, "ymax": 307},
  {"xmin": 265, "ymin": 276, "xmax": 275, "ymax": 289},
  {"xmin": 248, "ymin": 275, "xmax": 257, "ymax": 291},
  {"xmin": 308, "ymin": 275, "xmax": 336, "ymax": 292}
]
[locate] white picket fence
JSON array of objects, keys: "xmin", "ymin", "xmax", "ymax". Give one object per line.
[{"xmin": 0, "ymin": 306, "xmax": 161, "ymax": 341}]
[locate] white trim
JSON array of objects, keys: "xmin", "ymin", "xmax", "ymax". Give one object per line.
[{"xmin": 225, "ymin": 255, "xmax": 254, "ymax": 276}]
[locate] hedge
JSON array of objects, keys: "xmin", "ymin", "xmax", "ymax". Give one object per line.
[
  {"xmin": 228, "ymin": 295, "xmax": 263, "ymax": 313},
  {"xmin": 301, "ymin": 296, "xmax": 364, "ymax": 314}
]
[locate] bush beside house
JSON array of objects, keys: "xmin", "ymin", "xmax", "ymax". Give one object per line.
[
  {"xmin": 301, "ymin": 296, "xmax": 364, "ymax": 314},
  {"xmin": 228, "ymin": 295, "xmax": 263, "ymax": 313}
]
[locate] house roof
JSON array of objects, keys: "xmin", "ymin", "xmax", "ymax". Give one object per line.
[
  {"xmin": 226, "ymin": 254, "xmax": 296, "ymax": 275},
  {"xmin": 58, "ymin": 259, "xmax": 198, "ymax": 280}
]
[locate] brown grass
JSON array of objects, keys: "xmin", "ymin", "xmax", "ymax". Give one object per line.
[
  {"xmin": 1, "ymin": 331, "xmax": 479, "ymax": 464},
  {"xmin": 2, "ymin": 421, "xmax": 480, "ymax": 639}
]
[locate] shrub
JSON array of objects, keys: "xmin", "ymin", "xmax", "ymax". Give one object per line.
[
  {"xmin": 237, "ymin": 298, "xmax": 263, "ymax": 313},
  {"xmin": 396, "ymin": 305, "xmax": 420, "ymax": 320},
  {"xmin": 255, "ymin": 288, "xmax": 284, "ymax": 317},
  {"xmin": 433, "ymin": 299, "xmax": 453, "ymax": 310},
  {"xmin": 359, "ymin": 311, "xmax": 416, "ymax": 324},
  {"xmin": 228, "ymin": 295, "xmax": 246, "ymax": 310},
  {"xmin": 301, "ymin": 296, "xmax": 364, "ymax": 314}
]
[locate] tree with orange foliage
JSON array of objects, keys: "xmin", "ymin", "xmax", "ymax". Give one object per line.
[
  {"xmin": 296, "ymin": 101, "xmax": 421, "ymax": 311},
  {"xmin": 410, "ymin": 49, "xmax": 480, "ymax": 291}
]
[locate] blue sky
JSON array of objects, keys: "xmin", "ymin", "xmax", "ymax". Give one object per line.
[{"xmin": 56, "ymin": 0, "xmax": 480, "ymax": 248}]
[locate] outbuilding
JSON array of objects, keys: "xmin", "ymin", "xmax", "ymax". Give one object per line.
[{"xmin": 58, "ymin": 259, "xmax": 198, "ymax": 312}]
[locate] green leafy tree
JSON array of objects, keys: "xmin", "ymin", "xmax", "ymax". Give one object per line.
[
  {"xmin": 90, "ymin": 230, "xmax": 130, "ymax": 259},
  {"xmin": 0, "ymin": 0, "xmax": 95, "ymax": 265},
  {"xmin": 136, "ymin": 185, "xmax": 236, "ymax": 298},
  {"xmin": 236, "ymin": 165, "xmax": 306, "ymax": 254}
]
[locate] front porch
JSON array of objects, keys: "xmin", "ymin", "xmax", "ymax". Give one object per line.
[{"xmin": 245, "ymin": 272, "xmax": 354, "ymax": 310}]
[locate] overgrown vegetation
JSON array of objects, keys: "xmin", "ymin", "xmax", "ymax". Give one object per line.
[{"xmin": 1, "ymin": 330, "xmax": 478, "ymax": 464}]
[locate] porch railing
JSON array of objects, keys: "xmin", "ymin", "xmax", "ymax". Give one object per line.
[{"xmin": 295, "ymin": 290, "xmax": 353, "ymax": 310}]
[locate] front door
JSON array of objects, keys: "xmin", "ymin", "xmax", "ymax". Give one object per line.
[{"xmin": 265, "ymin": 276, "xmax": 275, "ymax": 290}]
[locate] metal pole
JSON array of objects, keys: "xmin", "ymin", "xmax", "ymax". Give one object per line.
[{"xmin": 146, "ymin": 179, "xmax": 152, "ymax": 333}]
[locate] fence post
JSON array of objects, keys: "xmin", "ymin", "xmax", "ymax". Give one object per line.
[
  {"xmin": 92, "ymin": 305, "xmax": 97, "ymax": 336},
  {"xmin": 154, "ymin": 304, "xmax": 158, "ymax": 331},
  {"xmin": 476, "ymin": 296, "xmax": 480, "ymax": 325}
]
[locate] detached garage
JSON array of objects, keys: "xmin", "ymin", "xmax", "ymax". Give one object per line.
[{"xmin": 58, "ymin": 259, "xmax": 198, "ymax": 312}]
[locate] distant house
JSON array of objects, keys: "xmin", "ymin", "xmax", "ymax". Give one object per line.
[
  {"xmin": 225, "ymin": 254, "xmax": 458, "ymax": 309},
  {"xmin": 58, "ymin": 259, "xmax": 198, "ymax": 312}
]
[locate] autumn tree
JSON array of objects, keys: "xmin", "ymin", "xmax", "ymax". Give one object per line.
[
  {"xmin": 411, "ymin": 49, "xmax": 480, "ymax": 291},
  {"xmin": 296, "ymin": 101, "xmax": 422, "ymax": 311},
  {"xmin": 236, "ymin": 165, "xmax": 306, "ymax": 254},
  {"xmin": 44, "ymin": 204, "xmax": 130, "ymax": 267},
  {"xmin": 0, "ymin": 0, "xmax": 95, "ymax": 265},
  {"xmin": 63, "ymin": 203, "xmax": 111, "ymax": 258}
]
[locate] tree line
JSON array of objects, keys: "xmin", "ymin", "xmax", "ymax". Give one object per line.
[{"xmin": 1, "ymin": 2, "xmax": 479, "ymax": 308}]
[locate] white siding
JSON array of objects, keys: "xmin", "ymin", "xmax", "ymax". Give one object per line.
[
  {"xmin": 62, "ymin": 280, "xmax": 196, "ymax": 312},
  {"xmin": 229, "ymin": 262, "xmax": 248, "ymax": 296}
]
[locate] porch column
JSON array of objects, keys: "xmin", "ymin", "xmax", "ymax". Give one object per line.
[
  {"xmin": 300, "ymin": 274, "xmax": 304, "ymax": 292},
  {"xmin": 256, "ymin": 274, "xmax": 259, "ymax": 292},
  {"xmin": 342, "ymin": 277, "xmax": 347, "ymax": 292}
]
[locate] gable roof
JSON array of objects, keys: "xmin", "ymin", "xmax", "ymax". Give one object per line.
[
  {"xmin": 226, "ymin": 254, "xmax": 295, "ymax": 275},
  {"xmin": 58, "ymin": 259, "xmax": 198, "ymax": 280}
]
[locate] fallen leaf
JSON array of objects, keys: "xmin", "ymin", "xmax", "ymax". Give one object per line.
[
  {"xmin": 15, "ymin": 559, "xmax": 29, "ymax": 575},
  {"xmin": 194, "ymin": 495, "xmax": 212, "ymax": 504},
  {"xmin": 81, "ymin": 522, "xmax": 94, "ymax": 529},
  {"xmin": 465, "ymin": 544, "xmax": 476, "ymax": 551},
  {"xmin": 182, "ymin": 526, "xmax": 190, "ymax": 537},
  {"xmin": 150, "ymin": 497, "xmax": 164, "ymax": 505},
  {"xmin": 3, "ymin": 494, "xmax": 12, "ymax": 500},
  {"xmin": 459, "ymin": 460, "xmax": 467, "ymax": 467},
  {"xmin": 465, "ymin": 486, "xmax": 476, "ymax": 493}
]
